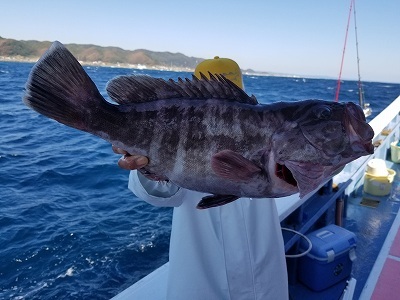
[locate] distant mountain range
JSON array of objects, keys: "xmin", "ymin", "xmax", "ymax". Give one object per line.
[
  {"xmin": 0, "ymin": 36, "xmax": 287, "ymax": 76},
  {"xmin": 0, "ymin": 36, "xmax": 205, "ymax": 71}
]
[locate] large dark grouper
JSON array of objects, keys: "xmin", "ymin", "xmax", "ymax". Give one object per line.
[{"xmin": 23, "ymin": 41, "xmax": 374, "ymax": 209}]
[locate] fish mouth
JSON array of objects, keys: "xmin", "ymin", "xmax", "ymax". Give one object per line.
[{"xmin": 344, "ymin": 102, "xmax": 374, "ymax": 154}]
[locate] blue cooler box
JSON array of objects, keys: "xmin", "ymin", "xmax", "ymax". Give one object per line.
[{"xmin": 298, "ymin": 224, "xmax": 357, "ymax": 291}]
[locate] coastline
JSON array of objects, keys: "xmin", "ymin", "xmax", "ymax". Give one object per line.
[
  {"xmin": 0, "ymin": 55, "xmax": 195, "ymax": 73},
  {"xmin": 0, "ymin": 56, "xmax": 363, "ymax": 82},
  {"xmin": 0, "ymin": 56, "xmax": 305, "ymax": 79}
]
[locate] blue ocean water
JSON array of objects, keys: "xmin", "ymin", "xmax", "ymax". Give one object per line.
[{"xmin": 0, "ymin": 61, "xmax": 399, "ymax": 299}]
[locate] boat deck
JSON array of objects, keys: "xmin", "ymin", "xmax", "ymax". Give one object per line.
[
  {"xmin": 287, "ymin": 158, "xmax": 400, "ymax": 300},
  {"xmin": 360, "ymin": 204, "xmax": 400, "ymax": 300},
  {"xmin": 354, "ymin": 163, "xmax": 400, "ymax": 300}
]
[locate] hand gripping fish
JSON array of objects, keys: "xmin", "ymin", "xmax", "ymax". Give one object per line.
[{"xmin": 23, "ymin": 42, "xmax": 374, "ymax": 209}]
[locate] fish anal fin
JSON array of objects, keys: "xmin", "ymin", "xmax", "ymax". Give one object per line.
[
  {"xmin": 211, "ymin": 150, "xmax": 262, "ymax": 181},
  {"xmin": 196, "ymin": 195, "xmax": 239, "ymax": 209}
]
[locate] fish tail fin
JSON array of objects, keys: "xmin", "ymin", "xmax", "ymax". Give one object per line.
[{"xmin": 23, "ymin": 41, "xmax": 108, "ymax": 131}]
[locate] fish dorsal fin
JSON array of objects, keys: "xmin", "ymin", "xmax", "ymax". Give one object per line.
[{"xmin": 106, "ymin": 73, "xmax": 258, "ymax": 105}]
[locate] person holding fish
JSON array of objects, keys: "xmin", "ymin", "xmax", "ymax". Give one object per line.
[
  {"xmin": 113, "ymin": 57, "xmax": 290, "ymax": 300},
  {"xmin": 24, "ymin": 42, "xmax": 373, "ymax": 300}
]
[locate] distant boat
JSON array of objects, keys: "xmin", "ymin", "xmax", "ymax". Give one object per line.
[{"xmin": 335, "ymin": 0, "xmax": 371, "ymax": 117}]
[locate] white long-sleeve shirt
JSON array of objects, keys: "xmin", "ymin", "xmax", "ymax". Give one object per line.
[{"xmin": 129, "ymin": 171, "xmax": 289, "ymax": 300}]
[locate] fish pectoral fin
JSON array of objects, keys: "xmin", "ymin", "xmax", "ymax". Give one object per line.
[
  {"xmin": 196, "ymin": 195, "xmax": 239, "ymax": 209},
  {"xmin": 211, "ymin": 150, "xmax": 262, "ymax": 181}
]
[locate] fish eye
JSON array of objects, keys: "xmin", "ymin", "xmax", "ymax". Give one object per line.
[{"xmin": 314, "ymin": 105, "xmax": 332, "ymax": 120}]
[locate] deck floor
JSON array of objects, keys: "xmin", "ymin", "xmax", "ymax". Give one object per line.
[
  {"xmin": 356, "ymin": 186, "xmax": 400, "ymax": 300},
  {"xmin": 369, "ymin": 237, "xmax": 400, "ymax": 299}
]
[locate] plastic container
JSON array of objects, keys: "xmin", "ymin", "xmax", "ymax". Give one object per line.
[
  {"xmin": 363, "ymin": 159, "xmax": 396, "ymax": 196},
  {"xmin": 298, "ymin": 224, "xmax": 357, "ymax": 291},
  {"xmin": 391, "ymin": 141, "xmax": 400, "ymax": 163}
]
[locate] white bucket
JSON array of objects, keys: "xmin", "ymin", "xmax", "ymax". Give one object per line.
[{"xmin": 365, "ymin": 159, "xmax": 389, "ymax": 177}]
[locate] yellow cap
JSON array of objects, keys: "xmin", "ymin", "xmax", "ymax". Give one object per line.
[{"xmin": 194, "ymin": 56, "xmax": 244, "ymax": 89}]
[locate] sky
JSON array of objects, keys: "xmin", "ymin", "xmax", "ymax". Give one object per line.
[{"xmin": 1, "ymin": 0, "xmax": 399, "ymax": 83}]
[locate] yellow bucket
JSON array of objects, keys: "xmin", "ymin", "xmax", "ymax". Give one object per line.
[
  {"xmin": 391, "ymin": 141, "xmax": 400, "ymax": 163},
  {"xmin": 364, "ymin": 168, "xmax": 396, "ymax": 196}
]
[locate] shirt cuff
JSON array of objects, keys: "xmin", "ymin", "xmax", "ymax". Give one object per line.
[{"xmin": 128, "ymin": 170, "xmax": 185, "ymax": 207}]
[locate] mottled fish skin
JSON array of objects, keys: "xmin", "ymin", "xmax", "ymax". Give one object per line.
[
  {"xmin": 23, "ymin": 42, "xmax": 375, "ymax": 208},
  {"xmin": 125, "ymin": 100, "xmax": 279, "ymax": 197}
]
